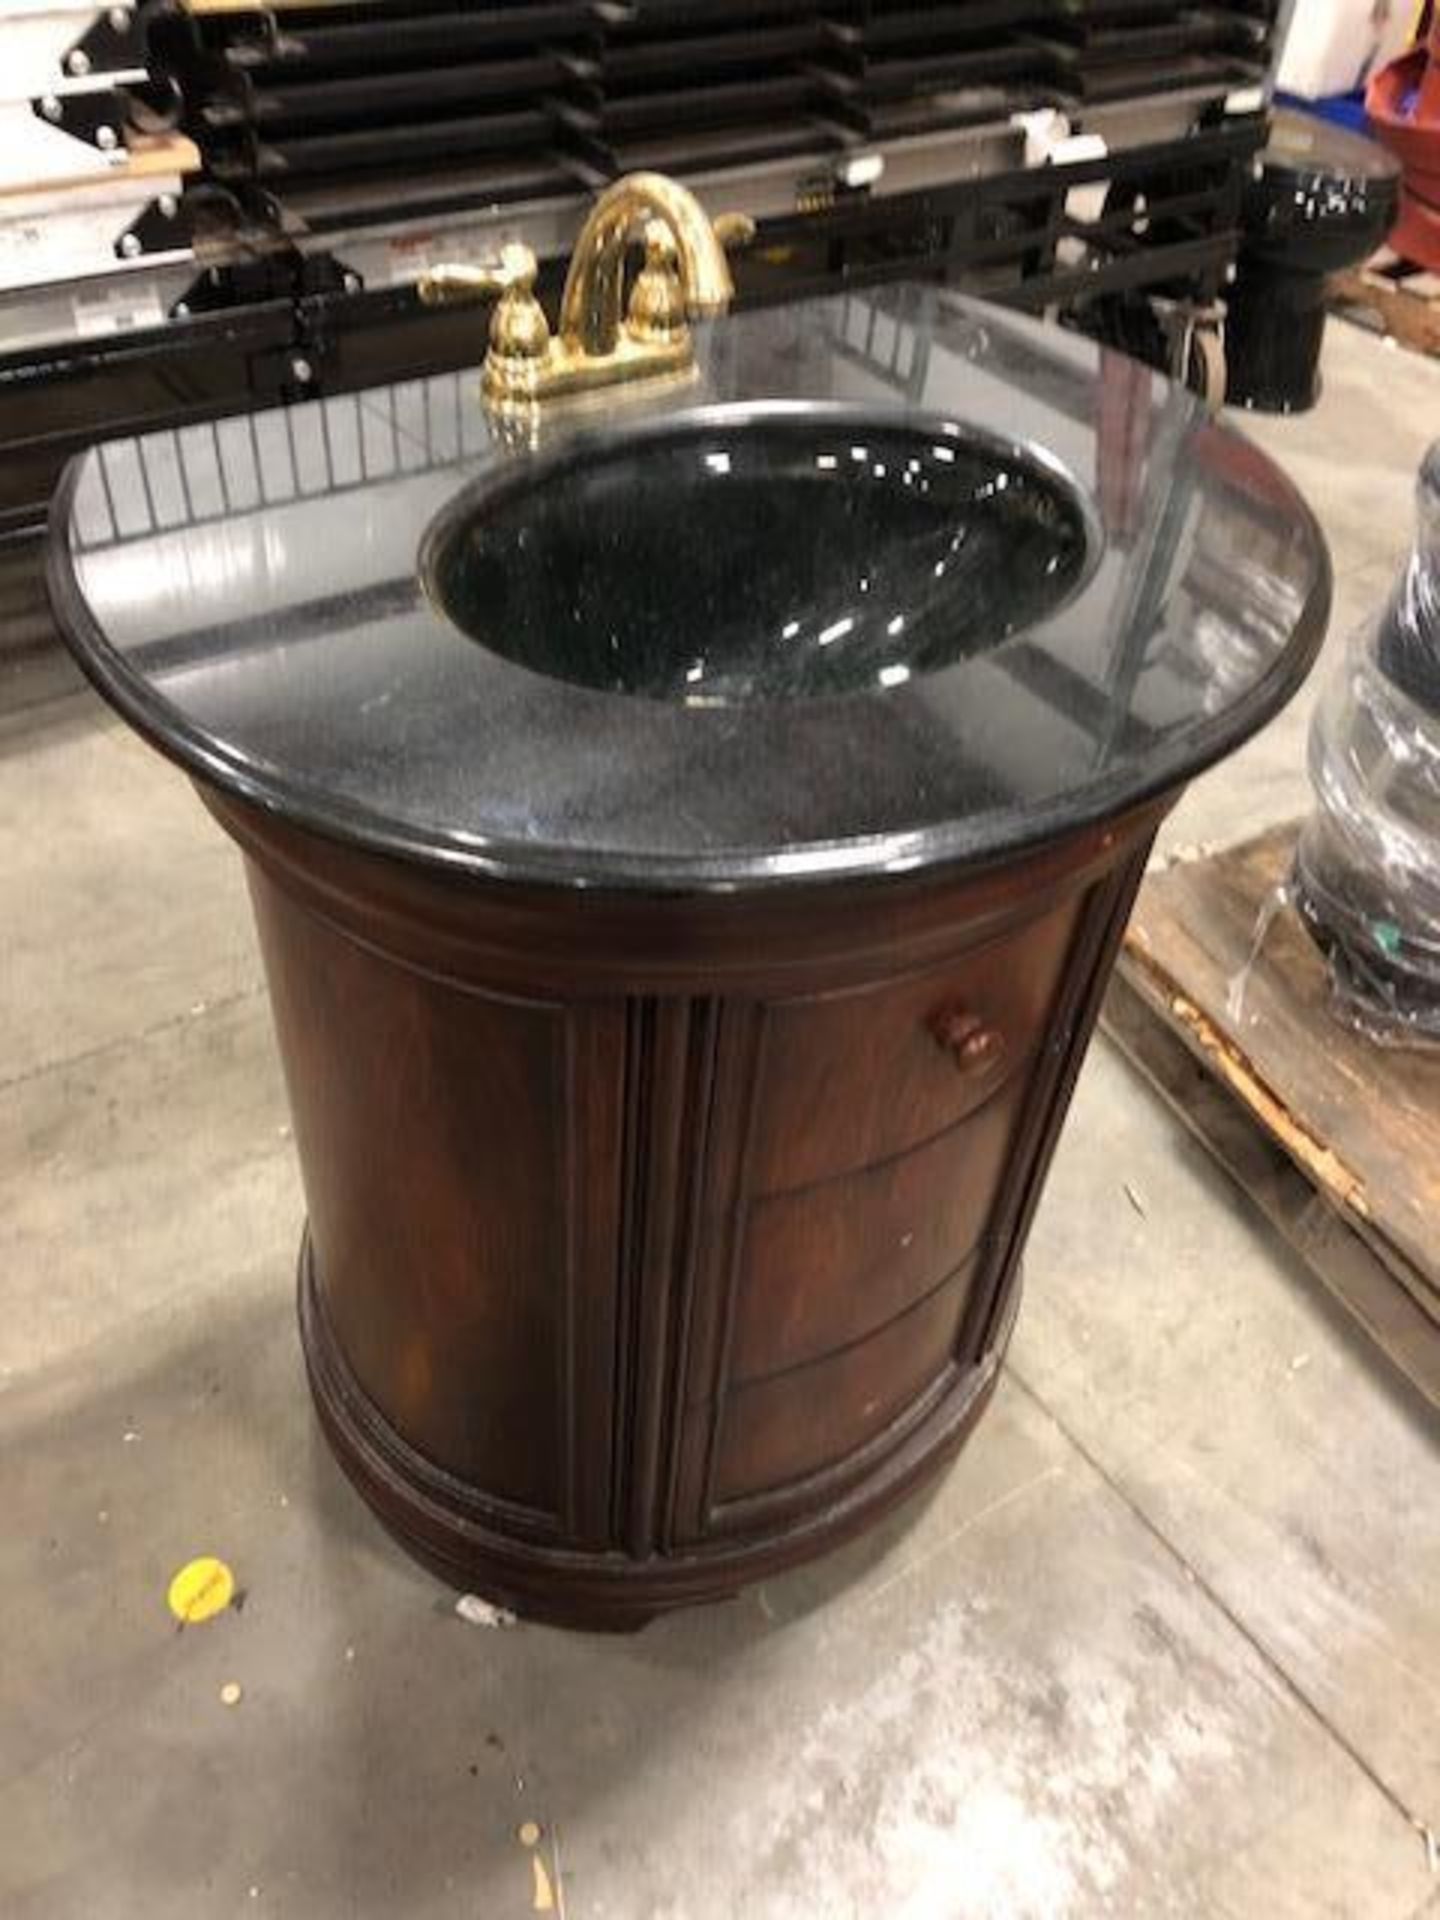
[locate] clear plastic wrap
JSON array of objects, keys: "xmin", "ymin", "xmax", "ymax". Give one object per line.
[{"xmin": 1294, "ymin": 442, "xmax": 1440, "ymax": 1043}]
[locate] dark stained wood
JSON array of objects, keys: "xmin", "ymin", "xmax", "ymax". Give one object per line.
[
  {"xmin": 204, "ymin": 787, "xmax": 1158, "ymax": 994},
  {"xmin": 299, "ymin": 1236, "xmax": 1007, "ymax": 1629},
  {"xmin": 563, "ymin": 1000, "xmax": 631, "ymax": 1545},
  {"xmin": 734, "ymin": 1089, "xmax": 1021, "ymax": 1379},
  {"xmin": 202, "ymin": 780, "xmax": 1172, "ymax": 1628},
  {"xmin": 247, "ymin": 860, "xmax": 591, "ymax": 1520},
  {"xmin": 714, "ymin": 1260, "xmax": 979, "ymax": 1500},
  {"xmin": 747, "ymin": 891, "xmax": 1084, "ymax": 1190},
  {"xmin": 1107, "ymin": 823, "xmax": 1440, "ymax": 1405}
]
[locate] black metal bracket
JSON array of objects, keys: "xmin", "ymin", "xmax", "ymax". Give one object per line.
[
  {"xmin": 62, "ymin": 5, "xmax": 146, "ymax": 80},
  {"xmin": 114, "ymin": 194, "xmax": 193, "ymax": 262},
  {"xmin": 171, "ymin": 247, "xmax": 363, "ymax": 399},
  {"xmin": 29, "ymin": 86, "xmax": 125, "ymax": 153},
  {"xmin": 175, "ymin": 249, "xmax": 356, "ymax": 318}
]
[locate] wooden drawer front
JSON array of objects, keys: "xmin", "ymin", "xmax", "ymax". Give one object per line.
[
  {"xmin": 733, "ymin": 1085, "xmax": 1021, "ymax": 1382},
  {"xmin": 713, "ymin": 1255, "xmax": 978, "ymax": 1502},
  {"xmin": 749, "ymin": 892, "xmax": 1082, "ymax": 1191}
]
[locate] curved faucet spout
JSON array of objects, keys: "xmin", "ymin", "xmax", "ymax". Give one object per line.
[
  {"xmin": 559, "ymin": 172, "xmax": 735, "ymax": 360},
  {"xmin": 414, "ymin": 171, "xmax": 746, "ymax": 411}
]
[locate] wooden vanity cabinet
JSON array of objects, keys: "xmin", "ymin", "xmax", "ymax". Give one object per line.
[{"xmin": 208, "ymin": 785, "xmax": 1165, "ymax": 1627}]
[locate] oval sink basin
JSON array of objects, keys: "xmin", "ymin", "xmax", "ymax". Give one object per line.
[{"xmin": 421, "ymin": 411, "xmax": 1093, "ymax": 704}]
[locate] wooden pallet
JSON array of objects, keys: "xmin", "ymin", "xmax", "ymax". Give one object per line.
[
  {"xmin": 1103, "ymin": 824, "xmax": 1440, "ymax": 1409},
  {"xmin": 1331, "ymin": 251, "xmax": 1440, "ymax": 359}
]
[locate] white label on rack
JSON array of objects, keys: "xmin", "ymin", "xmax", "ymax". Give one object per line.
[
  {"xmin": 386, "ymin": 230, "xmax": 514, "ymax": 288},
  {"xmin": 385, "ymin": 233, "xmax": 441, "ymax": 281},
  {"xmin": 837, "ymin": 153, "xmax": 884, "ymax": 190},
  {"xmin": 1053, "ymin": 134, "xmax": 1110, "ymax": 226},
  {"xmin": 71, "ymin": 281, "xmax": 165, "ymax": 337}
]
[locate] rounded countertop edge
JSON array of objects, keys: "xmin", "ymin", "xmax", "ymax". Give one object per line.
[{"xmin": 44, "ymin": 403, "xmax": 1334, "ymax": 899}]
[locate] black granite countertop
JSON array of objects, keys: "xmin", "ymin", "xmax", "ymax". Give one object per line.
[{"xmin": 48, "ymin": 284, "xmax": 1330, "ymax": 890}]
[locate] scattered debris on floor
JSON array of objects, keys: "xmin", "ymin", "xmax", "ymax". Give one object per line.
[
  {"xmin": 1123, "ymin": 1182, "xmax": 1147, "ymax": 1218},
  {"xmin": 455, "ymin": 1593, "xmax": 517, "ymax": 1629},
  {"xmin": 167, "ymin": 1554, "xmax": 236, "ymax": 1626},
  {"xmin": 220, "ymin": 1681, "xmax": 242, "ymax": 1708}
]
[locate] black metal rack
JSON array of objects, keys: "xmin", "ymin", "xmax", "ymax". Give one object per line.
[
  {"xmin": 149, "ymin": 0, "xmax": 600, "ymax": 232},
  {"xmin": 584, "ymin": 0, "xmax": 840, "ymax": 176},
  {"xmin": 141, "ymin": 0, "xmax": 1275, "ymax": 222},
  {"xmin": 824, "ymin": 0, "xmax": 1053, "ymax": 142}
]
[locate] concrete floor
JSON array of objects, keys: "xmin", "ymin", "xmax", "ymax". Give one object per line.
[{"xmin": 3, "ymin": 319, "xmax": 1440, "ymax": 1920}]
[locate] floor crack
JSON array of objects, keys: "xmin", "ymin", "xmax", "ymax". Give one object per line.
[{"xmin": 0, "ymin": 982, "xmax": 268, "ymax": 1100}]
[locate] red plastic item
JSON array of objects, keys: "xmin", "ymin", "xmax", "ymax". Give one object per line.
[{"xmin": 1367, "ymin": 16, "xmax": 1440, "ymax": 269}]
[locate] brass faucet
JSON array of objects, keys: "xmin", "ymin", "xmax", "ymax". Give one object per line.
[{"xmin": 417, "ymin": 172, "xmax": 754, "ymax": 412}]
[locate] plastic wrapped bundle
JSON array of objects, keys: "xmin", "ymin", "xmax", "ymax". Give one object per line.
[{"xmin": 1295, "ymin": 442, "xmax": 1440, "ymax": 1042}]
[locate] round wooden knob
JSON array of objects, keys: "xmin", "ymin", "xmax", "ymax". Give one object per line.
[{"xmin": 930, "ymin": 1005, "xmax": 1005, "ymax": 1074}]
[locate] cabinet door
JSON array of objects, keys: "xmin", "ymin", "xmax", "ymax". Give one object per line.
[{"xmin": 249, "ymin": 859, "xmax": 628, "ymax": 1538}]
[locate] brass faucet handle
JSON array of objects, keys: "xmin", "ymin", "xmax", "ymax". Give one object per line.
[
  {"xmin": 625, "ymin": 209, "xmax": 754, "ymax": 340},
  {"xmin": 713, "ymin": 211, "xmax": 757, "ymax": 253},
  {"xmin": 415, "ymin": 241, "xmax": 538, "ymax": 308},
  {"xmin": 417, "ymin": 243, "xmax": 553, "ymax": 402},
  {"xmin": 625, "ymin": 221, "xmax": 687, "ymax": 344}
]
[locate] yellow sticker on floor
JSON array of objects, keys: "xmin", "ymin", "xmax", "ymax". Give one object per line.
[
  {"xmin": 167, "ymin": 1555, "xmax": 235, "ymax": 1625},
  {"xmin": 518, "ymin": 1822, "xmax": 556, "ymax": 1912}
]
